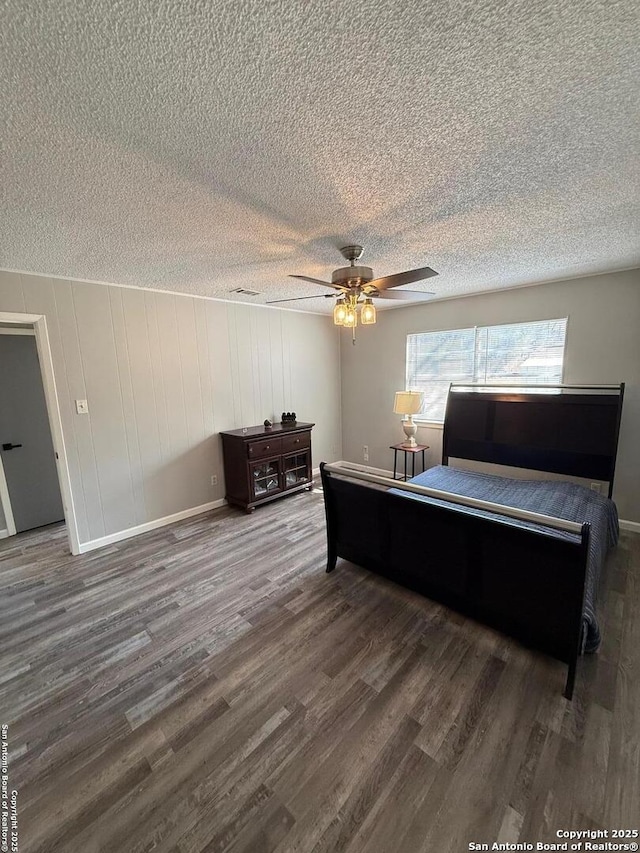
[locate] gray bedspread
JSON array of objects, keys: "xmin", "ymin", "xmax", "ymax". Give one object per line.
[{"xmin": 395, "ymin": 465, "xmax": 619, "ymax": 653}]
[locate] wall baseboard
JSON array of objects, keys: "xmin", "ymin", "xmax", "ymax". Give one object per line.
[
  {"xmin": 77, "ymin": 499, "xmax": 227, "ymax": 554},
  {"xmin": 620, "ymin": 519, "xmax": 640, "ymax": 534},
  {"xmin": 0, "ymin": 528, "xmax": 8, "ymax": 539}
]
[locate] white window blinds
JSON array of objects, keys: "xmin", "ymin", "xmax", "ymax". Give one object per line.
[{"xmin": 406, "ymin": 318, "xmax": 568, "ymax": 422}]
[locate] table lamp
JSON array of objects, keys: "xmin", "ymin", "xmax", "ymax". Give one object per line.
[{"xmin": 393, "ymin": 391, "xmax": 424, "ymax": 447}]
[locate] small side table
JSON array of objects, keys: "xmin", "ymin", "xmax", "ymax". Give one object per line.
[{"xmin": 390, "ymin": 443, "xmax": 429, "ymax": 481}]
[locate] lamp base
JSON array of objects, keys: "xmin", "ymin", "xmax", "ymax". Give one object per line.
[{"xmin": 401, "ymin": 418, "xmax": 418, "ymax": 448}]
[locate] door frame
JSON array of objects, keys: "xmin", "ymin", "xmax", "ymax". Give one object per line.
[{"xmin": 0, "ymin": 311, "xmax": 80, "ymax": 555}]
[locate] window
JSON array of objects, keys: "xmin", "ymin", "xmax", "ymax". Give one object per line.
[{"xmin": 406, "ymin": 318, "xmax": 568, "ymax": 422}]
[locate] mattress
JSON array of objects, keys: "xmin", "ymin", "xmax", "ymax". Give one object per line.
[{"xmin": 393, "ymin": 465, "xmax": 619, "ymax": 652}]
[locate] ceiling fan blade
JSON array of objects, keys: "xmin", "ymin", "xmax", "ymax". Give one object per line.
[
  {"xmin": 289, "ymin": 274, "xmax": 343, "ymax": 291},
  {"xmin": 367, "ymin": 266, "xmax": 438, "ymax": 291},
  {"xmin": 266, "ymin": 293, "xmax": 335, "ymax": 304},
  {"xmin": 368, "ymin": 289, "xmax": 435, "ymax": 301}
]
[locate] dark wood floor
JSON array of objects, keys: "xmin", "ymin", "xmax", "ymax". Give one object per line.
[{"xmin": 1, "ymin": 485, "xmax": 638, "ymax": 853}]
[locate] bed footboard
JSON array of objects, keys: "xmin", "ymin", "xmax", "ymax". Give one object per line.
[{"xmin": 320, "ymin": 462, "xmax": 590, "ymax": 700}]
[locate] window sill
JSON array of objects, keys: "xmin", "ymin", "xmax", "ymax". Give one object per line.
[{"xmin": 415, "ymin": 421, "xmax": 444, "ymax": 430}]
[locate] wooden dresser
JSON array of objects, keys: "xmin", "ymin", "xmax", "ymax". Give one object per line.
[{"xmin": 220, "ymin": 422, "xmax": 314, "ymax": 513}]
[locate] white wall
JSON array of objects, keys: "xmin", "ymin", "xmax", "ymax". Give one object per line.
[
  {"xmin": 0, "ymin": 271, "xmax": 342, "ymax": 547},
  {"xmin": 2, "ymin": 266, "xmax": 637, "ymax": 542},
  {"xmin": 340, "ymin": 269, "xmax": 640, "ymax": 523}
]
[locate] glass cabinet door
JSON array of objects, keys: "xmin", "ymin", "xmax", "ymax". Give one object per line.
[
  {"xmin": 250, "ymin": 458, "xmax": 282, "ymax": 500},
  {"xmin": 283, "ymin": 451, "xmax": 310, "ymax": 489}
]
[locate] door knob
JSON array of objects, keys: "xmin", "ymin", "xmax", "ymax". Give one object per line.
[{"xmin": 2, "ymin": 443, "xmax": 22, "ymax": 451}]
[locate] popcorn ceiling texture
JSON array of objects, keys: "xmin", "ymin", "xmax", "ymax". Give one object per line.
[{"xmin": 1, "ymin": 0, "xmax": 639, "ymax": 313}]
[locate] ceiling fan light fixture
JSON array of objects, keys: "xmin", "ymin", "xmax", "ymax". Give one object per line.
[
  {"xmin": 333, "ymin": 298, "xmax": 347, "ymax": 326},
  {"xmin": 284, "ymin": 244, "xmax": 438, "ymax": 343},
  {"xmin": 361, "ymin": 297, "xmax": 376, "ymax": 325}
]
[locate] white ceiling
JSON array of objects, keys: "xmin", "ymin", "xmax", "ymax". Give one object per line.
[{"xmin": 1, "ymin": 0, "xmax": 639, "ymax": 314}]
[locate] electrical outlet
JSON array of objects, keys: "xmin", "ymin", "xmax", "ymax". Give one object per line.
[
  {"xmin": 590, "ymin": 482, "xmax": 601, "ymax": 493},
  {"xmin": 363, "ymin": 445, "xmax": 369, "ymax": 462},
  {"xmin": 211, "ymin": 475, "xmax": 218, "ymax": 486}
]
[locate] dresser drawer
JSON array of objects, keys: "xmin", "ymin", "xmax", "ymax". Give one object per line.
[
  {"xmin": 282, "ymin": 431, "xmax": 311, "ymax": 454},
  {"xmin": 247, "ymin": 437, "xmax": 282, "ymax": 459}
]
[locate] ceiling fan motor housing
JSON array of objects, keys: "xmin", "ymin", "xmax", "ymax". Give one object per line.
[{"xmin": 331, "ymin": 265, "xmax": 374, "ymax": 286}]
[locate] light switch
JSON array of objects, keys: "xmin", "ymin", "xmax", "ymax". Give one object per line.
[{"xmin": 75, "ymin": 399, "xmax": 89, "ymax": 414}]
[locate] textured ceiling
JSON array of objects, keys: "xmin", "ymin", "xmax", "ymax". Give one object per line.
[{"xmin": 1, "ymin": 0, "xmax": 639, "ymax": 314}]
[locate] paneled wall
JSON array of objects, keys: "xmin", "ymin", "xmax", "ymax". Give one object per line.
[
  {"xmin": 0, "ymin": 271, "xmax": 342, "ymax": 546},
  {"xmin": 340, "ymin": 268, "xmax": 640, "ymax": 523}
]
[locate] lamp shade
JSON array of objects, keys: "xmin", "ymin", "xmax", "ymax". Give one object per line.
[{"xmin": 393, "ymin": 391, "xmax": 423, "ymax": 416}]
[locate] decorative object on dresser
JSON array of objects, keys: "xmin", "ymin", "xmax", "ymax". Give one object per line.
[
  {"xmin": 393, "ymin": 390, "xmax": 424, "ymax": 447},
  {"xmin": 221, "ymin": 421, "xmax": 314, "ymax": 513}
]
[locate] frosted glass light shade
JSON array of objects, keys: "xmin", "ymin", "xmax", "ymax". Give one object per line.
[
  {"xmin": 343, "ymin": 305, "xmax": 357, "ymax": 327},
  {"xmin": 361, "ymin": 298, "xmax": 376, "ymax": 325},
  {"xmin": 333, "ymin": 299, "xmax": 347, "ymax": 325}
]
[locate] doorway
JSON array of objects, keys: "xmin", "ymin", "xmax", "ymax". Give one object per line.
[
  {"xmin": 0, "ymin": 311, "xmax": 79, "ymax": 554},
  {"xmin": 0, "ymin": 331, "xmax": 65, "ymax": 532}
]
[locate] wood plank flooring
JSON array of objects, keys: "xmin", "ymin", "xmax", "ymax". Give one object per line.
[{"xmin": 1, "ymin": 485, "xmax": 638, "ymax": 852}]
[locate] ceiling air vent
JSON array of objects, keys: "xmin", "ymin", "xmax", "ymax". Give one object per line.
[{"xmin": 229, "ymin": 287, "xmax": 261, "ymax": 296}]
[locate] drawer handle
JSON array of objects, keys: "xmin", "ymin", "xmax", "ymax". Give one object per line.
[
  {"xmin": 294, "ymin": 439, "xmax": 299, "ymax": 443},
  {"xmin": 265, "ymin": 445, "xmax": 269, "ymax": 450}
]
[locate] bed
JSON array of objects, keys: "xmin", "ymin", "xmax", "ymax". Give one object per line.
[{"xmin": 320, "ymin": 383, "xmax": 624, "ymax": 699}]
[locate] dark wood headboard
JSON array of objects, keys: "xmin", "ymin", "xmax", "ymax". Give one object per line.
[{"xmin": 442, "ymin": 384, "xmax": 625, "ymax": 498}]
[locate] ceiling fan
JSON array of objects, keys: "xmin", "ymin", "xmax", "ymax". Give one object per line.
[{"xmin": 266, "ymin": 245, "xmax": 438, "ymax": 343}]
